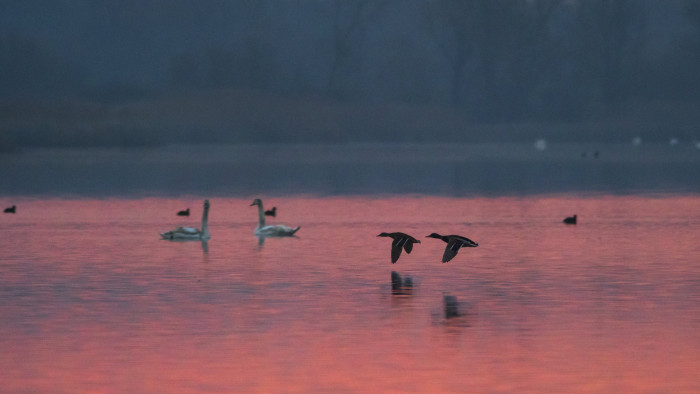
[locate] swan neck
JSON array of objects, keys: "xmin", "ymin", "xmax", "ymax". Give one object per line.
[
  {"xmin": 257, "ymin": 202, "xmax": 266, "ymax": 228},
  {"xmin": 201, "ymin": 202, "xmax": 210, "ymax": 237}
]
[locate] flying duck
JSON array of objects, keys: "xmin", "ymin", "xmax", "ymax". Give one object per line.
[
  {"xmin": 177, "ymin": 208, "xmax": 190, "ymax": 216},
  {"xmin": 264, "ymin": 206, "xmax": 277, "ymax": 217},
  {"xmin": 4, "ymin": 205, "xmax": 16, "ymax": 213},
  {"xmin": 426, "ymin": 233, "xmax": 478, "ymax": 263},
  {"xmin": 563, "ymin": 214, "xmax": 577, "ymax": 224},
  {"xmin": 377, "ymin": 232, "xmax": 421, "ymax": 263}
]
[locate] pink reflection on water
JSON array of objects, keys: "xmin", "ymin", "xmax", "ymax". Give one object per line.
[{"xmin": 1, "ymin": 195, "xmax": 699, "ymax": 392}]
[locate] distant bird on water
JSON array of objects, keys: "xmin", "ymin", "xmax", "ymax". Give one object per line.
[
  {"xmin": 4, "ymin": 205, "xmax": 16, "ymax": 213},
  {"xmin": 264, "ymin": 206, "xmax": 277, "ymax": 217},
  {"xmin": 177, "ymin": 208, "xmax": 190, "ymax": 216},
  {"xmin": 563, "ymin": 214, "xmax": 577, "ymax": 225},
  {"xmin": 377, "ymin": 232, "xmax": 421, "ymax": 263},
  {"xmin": 426, "ymin": 233, "xmax": 478, "ymax": 263}
]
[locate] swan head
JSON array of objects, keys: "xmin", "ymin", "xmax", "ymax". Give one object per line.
[
  {"xmin": 250, "ymin": 198, "xmax": 262, "ymax": 207},
  {"xmin": 426, "ymin": 233, "xmax": 443, "ymax": 239}
]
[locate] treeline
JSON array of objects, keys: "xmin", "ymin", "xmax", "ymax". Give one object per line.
[
  {"xmin": 161, "ymin": 0, "xmax": 700, "ymax": 122},
  {"xmin": 1, "ymin": 0, "xmax": 699, "ymax": 147}
]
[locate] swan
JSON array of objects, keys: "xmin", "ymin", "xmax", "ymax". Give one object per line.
[
  {"xmin": 426, "ymin": 233, "xmax": 478, "ymax": 263},
  {"xmin": 563, "ymin": 214, "xmax": 577, "ymax": 224},
  {"xmin": 160, "ymin": 200, "xmax": 210, "ymax": 240},
  {"xmin": 250, "ymin": 198, "xmax": 299, "ymax": 236},
  {"xmin": 177, "ymin": 208, "xmax": 190, "ymax": 216},
  {"xmin": 377, "ymin": 232, "xmax": 420, "ymax": 263}
]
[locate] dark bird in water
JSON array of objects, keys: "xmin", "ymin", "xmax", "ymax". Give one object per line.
[
  {"xmin": 4, "ymin": 205, "xmax": 16, "ymax": 213},
  {"xmin": 264, "ymin": 207, "xmax": 277, "ymax": 217},
  {"xmin": 426, "ymin": 233, "xmax": 478, "ymax": 263},
  {"xmin": 377, "ymin": 232, "xmax": 421, "ymax": 263},
  {"xmin": 177, "ymin": 208, "xmax": 190, "ymax": 216},
  {"xmin": 563, "ymin": 214, "xmax": 577, "ymax": 224}
]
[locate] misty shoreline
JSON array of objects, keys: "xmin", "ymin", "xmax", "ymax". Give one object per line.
[
  {"xmin": 1, "ymin": 142, "xmax": 698, "ymax": 197},
  {"xmin": 2, "ymin": 89, "xmax": 700, "ymax": 152}
]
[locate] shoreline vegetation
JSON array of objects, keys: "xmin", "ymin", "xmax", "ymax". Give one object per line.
[
  {"xmin": 2, "ymin": 89, "xmax": 699, "ymax": 151},
  {"xmin": 1, "ymin": 140, "xmax": 698, "ymax": 198}
]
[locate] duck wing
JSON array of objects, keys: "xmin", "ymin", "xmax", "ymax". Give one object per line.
[
  {"xmin": 403, "ymin": 240, "xmax": 414, "ymax": 254},
  {"xmin": 442, "ymin": 239, "xmax": 463, "ymax": 263},
  {"xmin": 390, "ymin": 238, "xmax": 404, "ymax": 263}
]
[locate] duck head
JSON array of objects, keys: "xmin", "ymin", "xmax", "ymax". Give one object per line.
[
  {"xmin": 426, "ymin": 233, "xmax": 443, "ymax": 239},
  {"xmin": 377, "ymin": 232, "xmax": 391, "ymax": 237}
]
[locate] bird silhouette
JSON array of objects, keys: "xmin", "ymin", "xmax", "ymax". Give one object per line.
[
  {"xmin": 426, "ymin": 233, "xmax": 478, "ymax": 263},
  {"xmin": 377, "ymin": 232, "xmax": 421, "ymax": 263}
]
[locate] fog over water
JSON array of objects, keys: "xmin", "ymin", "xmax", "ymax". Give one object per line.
[{"xmin": 2, "ymin": 143, "xmax": 698, "ymax": 197}]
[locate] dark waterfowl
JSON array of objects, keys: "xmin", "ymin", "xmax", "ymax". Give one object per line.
[
  {"xmin": 264, "ymin": 207, "xmax": 277, "ymax": 217},
  {"xmin": 377, "ymin": 232, "xmax": 421, "ymax": 263},
  {"xmin": 4, "ymin": 205, "xmax": 16, "ymax": 213},
  {"xmin": 177, "ymin": 208, "xmax": 190, "ymax": 216},
  {"xmin": 426, "ymin": 233, "xmax": 478, "ymax": 263},
  {"xmin": 563, "ymin": 214, "xmax": 577, "ymax": 224}
]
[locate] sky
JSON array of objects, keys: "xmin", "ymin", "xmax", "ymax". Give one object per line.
[{"xmin": 1, "ymin": 0, "xmax": 700, "ymax": 149}]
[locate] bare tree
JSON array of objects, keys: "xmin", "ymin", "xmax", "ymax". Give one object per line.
[
  {"xmin": 427, "ymin": 0, "xmax": 563, "ymax": 120},
  {"xmin": 573, "ymin": 0, "xmax": 641, "ymax": 106},
  {"xmin": 426, "ymin": 0, "xmax": 474, "ymax": 107},
  {"xmin": 325, "ymin": 0, "xmax": 387, "ymax": 97}
]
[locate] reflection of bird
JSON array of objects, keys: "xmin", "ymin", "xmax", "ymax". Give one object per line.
[
  {"xmin": 563, "ymin": 214, "xmax": 577, "ymax": 225},
  {"xmin": 426, "ymin": 233, "xmax": 478, "ymax": 263},
  {"xmin": 177, "ymin": 208, "xmax": 190, "ymax": 216},
  {"xmin": 444, "ymin": 295, "xmax": 460, "ymax": 318},
  {"xmin": 377, "ymin": 232, "xmax": 420, "ymax": 263},
  {"xmin": 264, "ymin": 207, "xmax": 276, "ymax": 217},
  {"xmin": 3, "ymin": 205, "xmax": 16, "ymax": 213},
  {"xmin": 250, "ymin": 198, "xmax": 300, "ymax": 236},
  {"xmin": 391, "ymin": 271, "xmax": 413, "ymax": 293},
  {"xmin": 160, "ymin": 200, "xmax": 211, "ymax": 240}
]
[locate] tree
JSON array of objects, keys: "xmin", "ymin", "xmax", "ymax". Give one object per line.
[
  {"xmin": 572, "ymin": 0, "xmax": 640, "ymax": 106},
  {"xmin": 427, "ymin": 0, "xmax": 563, "ymax": 120},
  {"xmin": 325, "ymin": 0, "xmax": 387, "ymax": 98}
]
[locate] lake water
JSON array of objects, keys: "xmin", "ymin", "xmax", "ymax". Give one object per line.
[{"xmin": 1, "ymin": 195, "xmax": 699, "ymax": 392}]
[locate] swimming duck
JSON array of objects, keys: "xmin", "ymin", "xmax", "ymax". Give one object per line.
[
  {"xmin": 563, "ymin": 214, "xmax": 577, "ymax": 224},
  {"xmin": 160, "ymin": 200, "xmax": 210, "ymax": 240},
  {"xmin": 177, "ymin": 208, "xmax": 190, "ymax": 216},
  {"xmin": 250, "ymin": 198, "xmax": 300, "ymax": 236},
  {"xmin": 426, "ymin": 233, "xmax": 478, "ymax": 263},
  {"xmin": 377, "ymin": 232, "xmax": 421, "ymax": 263},
  {"xmin": 4, "ymin": 205, "xmax": 16, "ymax": 213},
  {"xmin": 264, "ymin": 207, "xmax": 277, "ymax": 217}
]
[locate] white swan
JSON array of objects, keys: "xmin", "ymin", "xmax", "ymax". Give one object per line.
[
  {"xmin": 160, "ymin": 199, "xmax": 211, "ymax": 240},
  {"xmin": 250, "ymin": 198, "xmax": 300, "ymax": 237}
]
